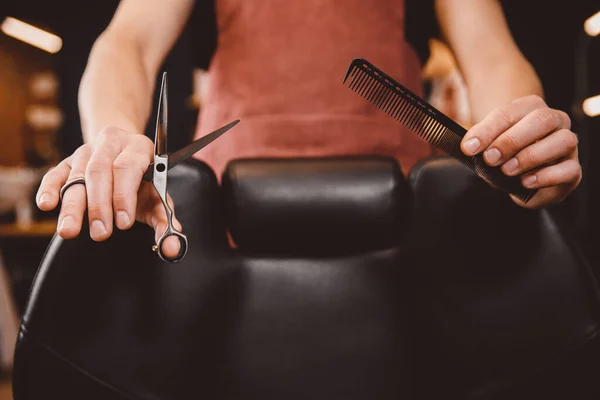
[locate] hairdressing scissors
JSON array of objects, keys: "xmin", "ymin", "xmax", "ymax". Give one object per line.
[{"xmin": 142, "ymin": 72, "xmax": 239, "ymax": 263}]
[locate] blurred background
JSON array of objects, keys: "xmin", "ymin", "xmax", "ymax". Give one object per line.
[{"xmin": 0, "ymin": 0, "xmax": 598, "ymax": 395}]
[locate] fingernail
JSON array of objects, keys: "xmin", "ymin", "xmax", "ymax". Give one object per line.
[
  {"xmin": 58, "ymin": 216, "xmax": 75, "ymax": 232},
  {"xmin": 463, "ymin": 138, "xmax": 481, "ymax": 155},
  {"xmin": 523, "ymin": 175, "xmax": 537, "ymax": 187},
  {"xmin": 504, "ymin": 158, "xmax": 519, "ymax": 174},
  {"xmin": 38, "ymin": 192, "xmax": 49, "ymax": 206},
  {"xmin": 91, "ymin": 220, "xmax": 108, "ymax": 238},
  {"xmin": 484, "ymin": 148, "xmax": 501, "ymax": 165},
  {"xmin": 116, "ymin": 211, "xmax": 131, "ymax": 228}
]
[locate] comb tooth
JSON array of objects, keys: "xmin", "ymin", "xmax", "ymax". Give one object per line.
[
  {"xmin": 371, "ymin": 85, "xmax": 384, "ymax": 106},
  {"xmin": 352, "ymin": 72, "xmax": 368, "ymax": 94},
  {"xmin": 419, "ymin": 112, "xmax": 433, "ymax": 136},
  {"xmin": 346, "ymin": 67, "xmax": 361, "ymax": 88},
  {"xmin": 395, "ymin": 100, "xmax": 411, "ymax": 124},
  {"xmin": 394, "ymin": 98, "xmax": 410, "ymax": 121},
  {"xmin": 407, "ymin": 108, "xmax": 421, "ymax": 133},
  {"xmin": 420, "ymin": 115, "xmax": 434, "ymax": 140},
  {"xmin": 355, "ymin": 73, "xmax": 371, "ymax": 95},
  {"xmin": 357, "ymin": 73, "xmax": 373, "ymax": 96},
  {"xmin": 412, "ymin": 110, "xmax": 426, "ymax": 134},
  {"xmin": 438, "ymin": 127, "xmax": 451, "ymax": 152},
  {"xmin": 383, "ymin": 90, "xmax": 399, "ymax": 114},
  {"xmin": 377, "ymin": 88, "xmax": 391, "ymax": 111},
  {"xmin": 429, "ymin": 122, "xmax": 444, "ymax": 145},
  {"xmin": 435, "ymin": 123, "xmax": 449, "ymax": 146},
  {"xmin": 413, "ymin": 111, "xmax": 428, "ymax": 135},
  {"xmin": 363, "ymin": 77, "xmax": 379, "ymax": 102},
  {"xmin": 385, "ymin": 93, "xmax": 398, "ymax": 115},
  {"xmin": 414, "ymin": 111, "xmax": 428, "ymax": 136},
  {"xmin": 387, "ymin": 95, "xmax": 402, "ymax": 116},
  {"xmin": 343, "ymin": 63, "xmax": 358, "ymax": 84},
  {"xmin": 349, "ymin": 70, "xmax": 366, "ymax": 91},
  {"xmin": 378, "ymin": 89, "xmax": 393, "ymax": 110},
  {"xmin": 364, "ymin": 77, "xmax": 378, "ymax": 100},
  {"xmin": 423, "ymin": 117, "xmax": 438, "ymax": 141},
  {"xmin": 404, "ymin": 107, "xmax": 419, "ymax": 131}
]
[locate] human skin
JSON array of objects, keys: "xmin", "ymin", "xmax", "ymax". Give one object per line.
[{"xmin": 36, "ymin": 0, "xmax": 581, "ymax": 250}]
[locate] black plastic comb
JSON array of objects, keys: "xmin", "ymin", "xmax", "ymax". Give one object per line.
[{"xmin": 343, "ymin": 58, "xmax": 537, "ymax": 203}]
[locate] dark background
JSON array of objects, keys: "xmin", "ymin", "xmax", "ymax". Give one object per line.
[{"xmin": 0, "ymin": 0, "xmax": 599, "ymax": 299}]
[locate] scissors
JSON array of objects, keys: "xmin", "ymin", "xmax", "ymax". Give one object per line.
[{"xmin": 142, "ymin": 72, "xmax": 239, "ymax": 263}]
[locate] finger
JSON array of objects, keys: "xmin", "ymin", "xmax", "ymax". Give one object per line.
[
  {"xmin": 484, "ymin": 108, "xmax": 571, "ymax": 166},
  {"xmin": 85, "ymin": 128, "xmax": 123, "ymax": 241},
  {"xmin": 57, "ymin": 145, "xmax": 93, "ymax": 239},
  {"xmin": 36, "ymin": 160, "xmax": 71, "ymax": 211},
  {"xmin": 112, "ymin": 137, "xmax": 154, "ymax": 230},
  {"xmin": 520, "ymin": 159, "xmax": 581, "ymax": 190},
  {"xmin": 501, "ymin": 129, "xmax": 579, "ymax": 176},
  {"xmin": 461, "ymin": 95, "xmax": 546, "ymax": 156}
]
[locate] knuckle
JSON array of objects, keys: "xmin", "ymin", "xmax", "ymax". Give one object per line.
[
  {"xmin": 87, "ymin": 200, "xmax": 107, "ymax": 217},
  {"xmin": 526, "ymin": 94, "xmax": 546, "ymax": 106},
  {"xmin": 73, "ymin": 143, "xmax": 92, "ymax": 159},
  {"xmin": 557, "ymin": 110, "xmax": 571, "ymax": 129},
  {"xmin": 531, "ymin": 108, "xmax": 557, "ymax": 131},
  {"xmin": 135, "ymin": 134, "xmax": 154, "ymax": 150},
  {"xmin": 492, "ymin": 108, "xmax": 517, "ymax": 128},
  {"xmin": 61, "ymin": 197, "xmax": 81, "ymax": 213},
  {"xmin": 560, "ymin": 130, "xmax": 579, "ymax": 150},
  {"xmin": 112, "ymin": 192, "xmax": 131, "ymax": 208},
  {"xmin": 520, "ymin": 146, "xmax": 537, "ymax": 164},
  {"xmin": 504, "ymin": 132, "xmax": 522, "ymax": 151},
  {"xmin": 112, "ymin": 156, "xmax": 136, "ymax": 172},
  {"xmin": 98, "ymin": 126, "xmax": 120, "ymax": 141},
  {"xmin": 86, "ymin": 159, "xmax": 110, "ymax": 175}
]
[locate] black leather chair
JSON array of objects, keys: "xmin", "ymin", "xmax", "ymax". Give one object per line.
[{"xmin": 12, "ymin": 156, "xmax": 600, "ymax": 400}]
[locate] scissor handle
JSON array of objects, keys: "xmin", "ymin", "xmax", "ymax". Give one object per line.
[{"xmin": 154, "ymin": 227, "xmax": 188, "ymax": 263}]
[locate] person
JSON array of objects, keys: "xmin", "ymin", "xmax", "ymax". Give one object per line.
[{"xmin": 35, "ymin": 0, "xmax": 582, "ymax": 259}]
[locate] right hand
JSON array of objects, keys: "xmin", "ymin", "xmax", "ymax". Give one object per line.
[{"xmin": 36, "ymin": 126, "xmax": 182, "ymax": 258}]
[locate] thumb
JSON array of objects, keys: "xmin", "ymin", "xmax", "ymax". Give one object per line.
[{"xmin": 137, "ymin": 186, "xmax": 183, "ymax": 259}]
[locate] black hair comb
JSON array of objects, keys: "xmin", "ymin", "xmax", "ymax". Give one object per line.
[{"xmin": 343, "ymin": 58, "xmax": 537, "ymax": 203}]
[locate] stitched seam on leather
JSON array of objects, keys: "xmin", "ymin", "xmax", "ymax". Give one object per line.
[{"xmin": 19, "ymin": 326, "xmax": 142, "ymax": 400}]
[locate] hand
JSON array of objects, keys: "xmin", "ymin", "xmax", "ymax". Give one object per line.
[
  {"xmin": 36, "ymin": 127, "xmax": 183, "ymax": 258},
  {"xmin": 460, "ymin": 95, "xmax": 581, "ymax": 208}
]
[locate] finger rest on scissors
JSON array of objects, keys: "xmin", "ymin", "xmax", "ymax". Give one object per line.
[{"xmin": 154, "ymin": 231, "xmax": 189, "ymax": 263}]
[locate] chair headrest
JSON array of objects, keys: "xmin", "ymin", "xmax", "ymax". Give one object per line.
[{"xmin": 222, "ymin": 157, "xmax": 409, "ymax": 256}]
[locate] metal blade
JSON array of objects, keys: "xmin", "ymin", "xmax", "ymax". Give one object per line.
[
  {"xmin": 154, "ymin": 72, "xmax": 168, "ymax": 156},
  {"xmin": 143, "ymin": 119, "xmax": 240, "ymax": 181}
]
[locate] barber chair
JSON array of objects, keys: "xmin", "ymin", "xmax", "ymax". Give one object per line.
[{"xmin": 12, "ymin": 156, "xmax": 600, "ymax": 399}]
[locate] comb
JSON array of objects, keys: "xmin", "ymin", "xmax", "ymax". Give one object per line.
[{"xmin": 343, "ymin": 58, "xmax": 537, "ymax": 203}]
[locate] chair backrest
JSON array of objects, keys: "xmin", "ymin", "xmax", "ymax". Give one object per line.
[
  {"xmin": 12, "ymin": 156, "xmax": 600, "ymax": 400},
  {"xmin": 13, "ymin": 157, "xmax": 414, "ymax": 400},
  {"xmin": 407, "ymin": 157, "xmax": 600, "ymax": 399}
]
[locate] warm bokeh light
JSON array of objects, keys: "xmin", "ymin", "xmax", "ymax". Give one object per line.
[
  {"xmin": 584, "ymin": 11, "xmax": 600, "ymax": 37},
  {"xmin": 583, "ymin": 94, "xmax": 600, "ymax": 117},
  {"xmin": 0, "ymin": 17, "xmax": 62, "ymax": 54}
]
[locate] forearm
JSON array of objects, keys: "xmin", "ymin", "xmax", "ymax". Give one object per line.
[
  {"xmin": 79, "ymin": 32, "xmax": 156, "ymax": 142},
  {"xmin": 466, "ymin": 60, "xmax": 543, "ymax": 123}
]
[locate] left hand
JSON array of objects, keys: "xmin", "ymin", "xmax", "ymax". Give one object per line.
[{"xmin": 460, "ymin": 95, "xmax": 581, "ymax": 208}]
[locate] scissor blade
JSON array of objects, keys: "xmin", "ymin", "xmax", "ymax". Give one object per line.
[
  {"xmin": 154, "ymin": 72, "xmax": 168, "ymax": 156},
  {"xmin": 142, "ymin": 119, "xmax": 240, "ymax": 181}
]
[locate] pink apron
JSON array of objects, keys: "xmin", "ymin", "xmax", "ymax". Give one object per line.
[{"xmin": 194, "ymin": 0, "xmax": 432, "ymax": 178}]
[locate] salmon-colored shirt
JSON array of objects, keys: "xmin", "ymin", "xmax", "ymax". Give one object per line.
[{"xmin": 193, "ymin": 0, "xmax": 432, "ymax": 178}]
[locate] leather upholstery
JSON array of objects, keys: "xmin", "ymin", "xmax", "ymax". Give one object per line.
[
  {"xmin": 407, "ymin": 157, "xmax": 600, "ymax": 399},
  {"xmin": 13, "ymin": 156, "xmax": 600, "ymax": 400},
  {"xmin": 14, "ymin": 158, "xmax": 413, "ymax": 400},
  {"xmin": 222, "ymin": 157, "xmax": 409, "ymax": 256}
]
